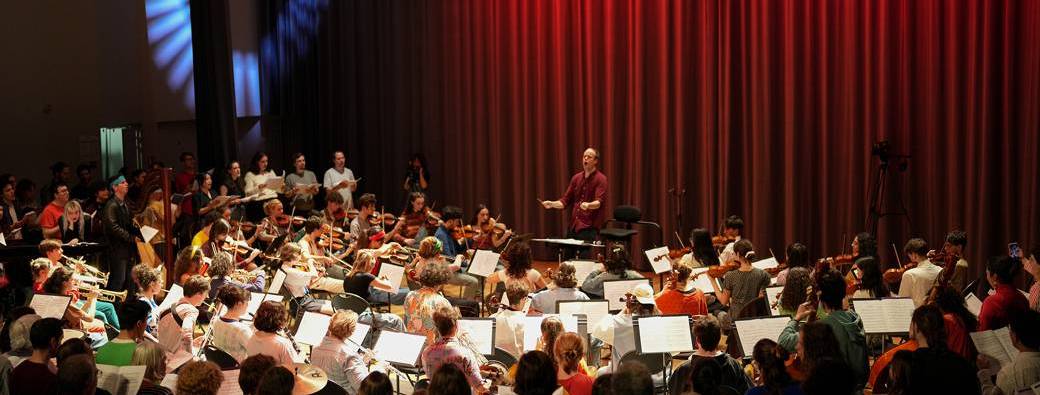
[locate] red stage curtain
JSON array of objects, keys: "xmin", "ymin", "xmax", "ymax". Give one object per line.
[{"xmin": 261, "ymin": 0, "xmax": 1040, "ymax": 272}]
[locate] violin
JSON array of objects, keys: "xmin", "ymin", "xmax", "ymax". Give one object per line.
[
  {"xmin": 668, "ymin": 246, "xmax": 692, "ymax": 260},
  {"xmin": 712, "ymin": 235, "xmax": 737, "ymax": 248},
  {"xmin": 324, "ymin": 225, "xmax": 348, "ymax": 240},
  {"xmin": 491, "ymin": 222, "xmax": 512, "ymax": 236},
  {"xmin": 453, "ymin": 225, "xmax": 478, "ymax": 240},
  {"xmin": 765, "ymin": 260, "xmax": 788, "ymax": 276},
  {"xmin": 222, "ymin": 239, "xmax": 257, "ymax": 256},
  {"xmin": 707, "ymin": 260, "xmax": 740, "ymax": 278},
  {"xmin": 345, "ymin": 209, "xmax": 360, "ymax": 221},
  {"xmin": 817, "ymin": 254, "xmax": 853, "ymax": 268},
  {"xmin": 317, "ymin": 235, "xmax": 345, "ymax": 250},
  {"xmin": 230, "ymin": 220, "xmax": 255, "ymax": 233},
  {"xmin": 382, "ymin": 212, "xmax": 401, "ymax": 229},
  {"xmin": 274, "ymin": 214, "xmax": 305, "ymax": 227}
]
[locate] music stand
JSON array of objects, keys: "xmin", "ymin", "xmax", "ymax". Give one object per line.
[
  {"xmin": 602, "ymin": 278, "xmax": 651, "ymax": 312},
  {"xmin": 457, "ymin": 317, "xmax": 497, "ymax": 357},
  {"xmin": 633, "ymin": 315, "xmax": 696, "ymax": 386}
]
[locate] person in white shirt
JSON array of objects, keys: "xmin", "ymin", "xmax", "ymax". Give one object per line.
[
  {"xmin": 243, "ymin": 152, "xmax": 279, "ymax": 202},
  {"xmin": 278, "ymin": 243, "xmax": 335, "ymax": 315},
  {"xmin": 489, "ymin": 283, "xmax": 529, "ymax": 358},
  {"xmin": 211, "ymin": 284, "xmax": 254, "ymax": 362},
  {"xmin": 591, "ymin": 282, "xmax": 659, "ymax": 376},
  {"xmin": 157, "ymin": 275, "xmax": 210, "ymax": 354},
  {"xmin": 978, "ymin": 310, "xmax": 1040, "ymax": 395},
  {"xmin": 310, "ymin": 311, "xmax": 386, "ymax": 394},
  {"xmin": 716, "ymin": 215, "xmax": 744, "ymax": 265},
  {"xmin": 297, "ymin": 216, "xmax": 350, "ymax": 290},
  {"xmin": 530, "ymin": 262, "xmax": 590, "ymax": 314},
  {"xmin": 898, "ymin": 238, "xmax": 942, "ymax": 307},
  {"xmin": 244, "ymin": 300, "xmax": 300, "ymax": 367},
  {"xmin": 323, "ymin": 151, "xmax": 358, "ymax": 210}
]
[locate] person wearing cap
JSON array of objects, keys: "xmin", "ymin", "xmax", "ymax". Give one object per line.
[
  {"xmin": 101, "ymin": 174, "xmax": 141, "ymax": 294},
  {"xmin": 591, "ymin": 282, "xmax": 659, "ymax": 376}
]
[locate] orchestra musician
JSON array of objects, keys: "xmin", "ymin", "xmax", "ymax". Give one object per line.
[
  {"xmin": 470, "ymin": 204, "xmax": 512, "ymax": 251},
  {"xmin": 714, "ymin": 240, "xmax": 770, "ymax": 318},
  {"xmin": 244, "ymin": 300, "xmax": 300, "ymax": 368},
  {"xmin": 392, "ymin": 192, "xmax": 428, "ymax": 247},
  {"xmin": 716, "ymin": 215, "xmax": 745, "ymax": 265},
  {"xmin": 654, "ymin": 263, "xmax": 708, "ymax": 316},
  {"xmin": 680, "ymin": 228, "xmax": 722, "ymax": 268},
  {"xmin": 581, "ymin": 252, "xmax": 643, "ymax": 299},
  {"xmin": 490, "ymin": 283, "xmax": 530, "ymax": 358},
  {"xmin": 350, "ymin": 193, "xmax": 378, "ymax": 241},
  {"xmin": 132, "ymin": 263, "xmax": 163, "ymax": 338},
  {"xmin": 529, "ymin": 262, "xmax": 589, "ymax": 314},
  {"xmin": 591, "ymin": 283, "xmax": 658, "ymax": 375},
  {"xmin": 316, "ymin": 190, "xmax": 347, "ymax": 229},
  {"xmin": 41, "ymin": 267, "xmax": 109, "ymax": 348},
  {"xmin": 420, "ymin": 307, "xmax": 490, "ymax": 394},
  {"xmin": 278, "ymin": 243, "xmax": 335, "ymax": 315},
  {"xmin": 36, "ymin": 240, "xmax": 120, "ymax": 328},
  {"xmin": 157, "ymin": 275, "xmax": 211, "ymax": 354},
  {"xmin": 310, "ymin": 311, "xmax": 389, "ymax": 393},
  {"xmin": 172, "ymin": 247, "xmax": 206, "ymax": 286},
  {"xmin": 207, "ymin": 250, "xmax": 265, "ymax": 298},
  {"xmin": 432, "ymin": 207, "xmax": 480, "ymax": 296},
  {"xmin": 298, "ymin": 216, "xmax": 351, "ymax": 285},
  {"xmin": 943, "ymin": 230, "xmax": 971, "ymax": 293},
  {"xmin": 403, "ymin": 262, "xmax": 455, "ymax": 344},
  {"xmin": 137, "ymin": 186, "xmax": 178, "ymax": 257},
  {"xmin": 346, "ymin": 251, "xmax": 409, "ymax": 306},
  {"xmin": 211, "ymin": 285, "xmax": 255, "ymax": 362},
  {"xmin": 486, "ymin": 241, "xmax": 546, "ymax": 295},
  {"xmin": 540, "ymin": 148, "xmax": 607, "ymax": 244},
  {"xmin": 897, "ymin": 238, "xmax": 941, "ymax": 307},
  {"xmin": 256, "ymin": 199, "xmax": 286, "ymax": 245}
]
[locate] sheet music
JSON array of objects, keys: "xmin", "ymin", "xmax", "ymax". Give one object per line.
[
  {"xmin": 157, "ymin": 284, "xmax": 184, "ymax": 315},
  {"xmin": 295, "ymin": 312, "xmax": 331, "ymax": 346},
  {"xmin": 248, "ymin": 293, "xmax": 284, "ymax": 318},
  {"xmin": 29, "ymin": 294, "xmax": 71, "ymax": 320},
  {"xmin": 603, "ymin": 278, "xmax": 650, "ymax": 311},
  {"xmin": 851, "ymin": 298, "xmax": 916, "ymax": 334},
  {"xmin": 765, "ymin": 286, "xmax": 784, "ymax": 316},
  {"xmin": 558, "ymin": 300, "xmax": 609, "ymax": 331},
  {"xmin": 268, "ymin": 270, "xmax": 287, "ymax": 294},
  {"xmin": 467, "ymin": 250, "xmax": 500, "ymax": 278},
  {"xmin": 349, "ymin": 322, "xmax": 371, "ymax": 351},
  {"xmin": 139, "ymin": 226, "xmax": 159, "ymax": 244},
  {"xmin": 264, "ymin": 177, "xmax": 284, "ymax": 189},
  {"xmin": 457, "ymin": 319, "xmax": 495, "ymax": 355},
  {"xmin": 636, "ymin": 316, "xmax": 694, "ymax": 354},
  {"xmin": 98, "ymin": 364, "xmax": 146, "ymax": 395},
  {"xmin": 734, "ymin": 316, "xmax": 791, "ymax": 356},
  {"xmin": 378, "ymin": 263, "xmax": 406, "ymax": 290},
  {"xmin": 521, "ymin": 315, "xmax": 578, "ymax": 351},
  {"xmin": 752, "ymin": 257, "xmax": 780, "ymax": 271},
  {"xmin": 217, "ymin": 369, "xmax": 243, "ymax": 395},
  {"xmin": 532, "ymin": 238, "xmax": 588, "ymax": 246},
  {"xmin": 644, "ymin": 246, "xmax": 673, "ymax": 274},
  {"xmin": 971, "ymin": 327, "xmax": 1019, "ymax": 365},
  {"xmin": 372, "ymin": 331, "xmax": 427, "ymax": 366},
  {"xmin": 688, "ymin": 267, "xmax": 718, "ymax": 294},
  {"xmin": 567, "ymin": 260, "xmax": 598, "ymax": 286},
  {"xmin": 159, "ymin": 373, "xmax": 177, "ymax": 391},
  {"xmin": 965, "ymin": 293, "xmax": 983, "ymax": 316},
  {"xmin": 0, "ymin": 231, "xmax": 5, "ymax": 246}
]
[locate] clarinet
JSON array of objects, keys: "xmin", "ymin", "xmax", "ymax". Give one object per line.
[{"xmin": 280, "ymin": 329, "xmax": 306, "ymax": 362}]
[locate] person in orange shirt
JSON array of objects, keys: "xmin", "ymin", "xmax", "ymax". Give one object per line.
[{"xmin": 654, "ymin": 264, "xmax": 708, "ymax": 316}]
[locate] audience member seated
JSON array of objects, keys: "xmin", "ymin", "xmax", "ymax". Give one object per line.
[
  {"xmin": 238, "ymin": 354, "xmax": 278, "ymax": 395},
  {"xmin": 245, "ymin": 301, "xmax": 300, "ymax": 367},
  {"xmin": 979, "ymin": 256, "xmax": 1029, "ymax": 331},
  {"xmin": 58, "ymin": 200, "xmax": 95, "ymax": 244},
  {"xmin": 581, "ymin": 254, "xmax": 643, "ymax": 299},
  {"xmin": 746, "ymin": 339, "xmax": 804, "ymax": 395},
  {"xmin": 211, "ymin": 285, "xmax": 255, "ymax": 362},
  {"xmin": 654, "ymin": 263, "xmax": 708, "ymax": 316},
  {"xmin": 94, "ymin": 300, "xmax": 150, "ymax": 366},
  {"xmin": 978, "ymin": 310, "xmax": 1040, "ymax": 395},
  {"xmin": 39, "ymin": 183, "xmax": 70, "ymax": 240},
  {"xmin": 133, "ymin": 340, "xmax": 172, "ymax": 395},
  {"xmin": 486, "ymin": 242, "xmax": 547, "ymax": 295},
  {"xmin": 530, "ymin": 262, "xmax": 589, "ymax": 314},
  {"xmin": 420, "ymin": 307, "xmax": 489, "ymax": 394},
  {"xmin": 687, "ymin": 315, "xmax": 752, "ymax": 394},
  {"xmin": 907, "ymin": 304, "xmax": 980, "ymax": 395},
  {"xmin": 514, "ymin": 350, "xmax": 559, "ymax": 395},
  {"xmin": 554, "ymin": 332, "xmax": 593, "ymax": 395},
  {"xmin": 176, "ymin": 361, "xmax": 224, "ymax": 395},
  {"xmin": 591, "ymin": 283, "xmax": 658, "ymax": 376},
  {"xmin": 490, "ymin": 283, "xmax": 529, "ymax": 358},
  {"xmin": 10, "ymin": 317, "xmax": 62, "ymax": 394},
  {"xmin": 311, "ymin": 311, "xmax": 388, "ymax": 394},
  {"xmin": 404, "ymin": 263, "xmax": 455, "ymax": 344},
  {"xmin": 55, "ymin": 354, "xmax": 103, "ymax": 395},
  {"xmin": 158, "ymin": 275, "xmax": 210, "ymax": 354}
]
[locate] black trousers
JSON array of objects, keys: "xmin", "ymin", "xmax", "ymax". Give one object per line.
[{"xmin": 565, "ymin": 227, "xmax": 598, "ymax": 259}]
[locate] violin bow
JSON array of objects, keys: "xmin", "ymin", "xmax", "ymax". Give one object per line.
[
  {"xmin": 674, "ymin": 232, "xmax": 686, "ymax": 249},
  {"xmin": 892, "ymin": 243, "xmax": 904, "ymax": 269}
]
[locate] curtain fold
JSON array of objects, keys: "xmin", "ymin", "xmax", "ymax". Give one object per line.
[
  {"xmin": 189, "ymin": 0, "xmax": 239, "ymax": 171},
  {"xmin": 260, "ymin": 0, "xmax": 1040, "ymax": 272}
]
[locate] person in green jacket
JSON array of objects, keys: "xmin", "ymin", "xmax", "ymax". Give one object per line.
[
  {"xmin": 94, "ymin": 300, "xmax": 151, "ymax": 366},
  {"xmin": 779, "ymin": 269, "xmax": 868, "ymax": 391}
]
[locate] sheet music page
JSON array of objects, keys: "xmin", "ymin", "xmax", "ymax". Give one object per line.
[
  {"xmin": 157, "ymin": 284, "xmax": 184, "ymax": 315},
  {"xmin": 637, "ymin": 316, "xmax": 694, "ymax": 354},
  {"xmin": 248, "ymin": 293, "xmax": 283, "ymax": 318},
  {"xmin": 522, "ymin": 315, "xmax": 578, "ymax": 351},
  {"xmin": 217, "ymin": 369, "xmax": 243, "ymax": 395},
  {"xmin": 965, "ymin": 293, "xmax": 983, "ymax": 316},
  {"xmin": 971, "ymin": 328, "xmax": 1016, "ymax": 365},
  {"xmin": 96, "ymin": 364, "xmax": 127, "ymax": 395},
  {"xmin": 688, "ymin": 267, "xmax": 717, "ymax": 294},
  {"xmin": 734, "ymin": 316, "xmax": 791, "ymax": 356},
  {"xmin": 29, "ymin": 294, "xmax": 70, "ymax": 320},
  {"xmin": 567, "ymin": 260, "xmax": 598, "ymax": 285},
  {"xmin": 752, "ymin": 257, "xmax": 779, "ymax": 271},
  {"xmin": 264, "ymin": 177, "xmax": 284, "ymax": 189},
  {"xmin": 295, "ymin": 312, "xmax": 331, "ymax": 346},
  {"xmin": 852, "ymin": 298, "xmax": 915, "ymax": 334},
  {"xmin": 558, "ymin": 301, "xmax": 609, "ymax": 331},
  {"xmin": 159, "ymin": 373, "xmax": 178, "ymax": 391},
  {"xmin": 349, "ymin": 322, "xmax": 371, "ymax": 350},
  {"xmin": 603, "ymin": 279, "xmax": 650, "ymax": 311},
  {"xmin": 457, "ymin": 319, "xmax": 495, "ymax": 355},
  {"xmin": 765, "ymin": 286, "xmax": 784, "ymax": 316},
  {"xmin": 644, "ymin": 246, "xmax": 673, "ymax": 274},
  {"xmin": 140, "ymin": 226, "xmax": 159, "ymax": 244},
  {"xmin": 120, "ymin": 365, "xmax": 147, "ymax": 395},
  {"xmin": 378, "ymin": 263, "xmax": 406, "ymax": 290},
  {"xmin": 468, "ymin": 250, "xmax": 500, "ymax": 278},
  {"xmin": 268, "ymin": 270, "xmax": 287, "ymax": 294},
  {"xmin": 373, "ymin": 331, "xmax": 427, "ymax": 366},
  {"xmin": 996, "ymin": 327, "xmax": 1020, "ymax": 363}
]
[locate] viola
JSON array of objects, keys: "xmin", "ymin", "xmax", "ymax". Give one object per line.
[
  {"xmin": 222, "ymin": 240, "xmax": 256, "ymax": 256},
  {"xmin": 701, "ymin": 260, "xmax": 739, "ymax": 279},
  {"xmin": 381, "ymin": 212, "xmax": 400, "ymax": 228},
  {"xmin": 817, "ymin": 254, "xmax": 853, "ymax": 267},
  {"xmin": 765, "ymin": 261, "xmax": 788, "ymax": 276},
  {"xmin": 324, "ymin": 225, "xmax": 348, "ymax": 240}
]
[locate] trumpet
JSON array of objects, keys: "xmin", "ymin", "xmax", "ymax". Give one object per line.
[
  {"xmin": 63, "ymin": 254, "xmax": 109, "ymax": 283},
  {"xmin": 77, "ymin": 284, "xmax": 127, "ymax": 303}
]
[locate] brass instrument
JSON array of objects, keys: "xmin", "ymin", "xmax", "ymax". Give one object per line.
[
  {"xmin": 230, "ymin": 268, "xmax": 263, "ymax": 284},
  {"xmin": 77, "ymin": 284, "xmax": 127, "ymax": 303},
  {"xmin": 63, "ymin": 255, "xmax": 109, "ymax": 287}
]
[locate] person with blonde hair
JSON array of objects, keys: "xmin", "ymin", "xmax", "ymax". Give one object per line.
[
  {"xmin": 278, "ymin": 242, "xmax": 335, "ymax": 315},
  {"xmin": 554, "ymin": 332, "xmax": 593, "ymax": 394},
  {"xmin": 403, "ymin": 263, "xmax": 455, "ymax": 344},
  {"xmin": 176, "ymin": 361, "xmax": 224, "ymax": 395},
  {"xmin": 311, "ymin": 311, "xmax": 388, "ymax": 393},
  {"xmin": 132, "ymin": 340, "xmax": 172, "ymax": 395},
  {"xmin": 244, "ymin": 301, "xmax": 299, "ymax": 367},
  {"xmin": 57, "ymin": 200, "xmax": 93, "ymax": 244}
]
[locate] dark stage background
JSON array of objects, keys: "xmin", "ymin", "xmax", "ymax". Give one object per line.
[{"xmin": 257, "ymin": 0, "xmax": 1040, "ymax": 274}]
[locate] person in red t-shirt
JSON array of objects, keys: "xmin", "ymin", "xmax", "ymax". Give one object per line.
[
  {"xmin": 39, "ymin": 183, "xmax": 69, "ymax": 239},
  {"xmin": 554, "ymin": 332, "xmax": 594, "ymax": 395},
  {"xmin": 655, "ymin": 264, "xmax": 709, "ymax": 316},
  {"xmin": 979, "ymin": 256, "xmax": 1029, "ymax": 331}
]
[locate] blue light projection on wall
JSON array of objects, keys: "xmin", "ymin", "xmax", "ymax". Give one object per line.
[
  {"xmin": 145, "ymin": 0, "xmax": 262, "ymax": 116},
  {"xmin": 259, "ymin": 0, "xmax": 328, "ymax": 79}
]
